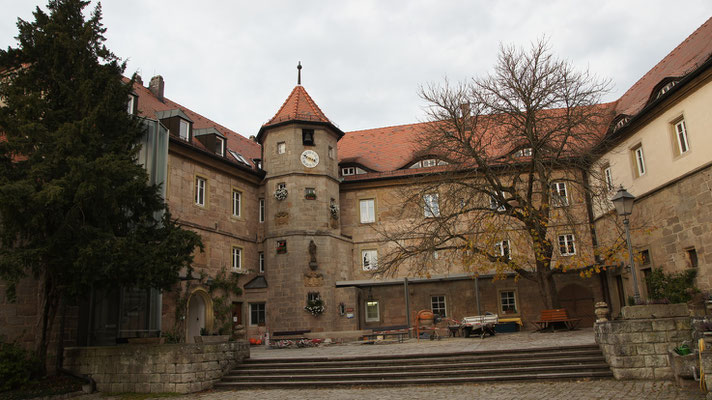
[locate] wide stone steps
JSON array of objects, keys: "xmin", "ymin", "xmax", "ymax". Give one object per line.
[{"xmin": 215, "ymin": 344, "xmax": 613, "ymax": 388}]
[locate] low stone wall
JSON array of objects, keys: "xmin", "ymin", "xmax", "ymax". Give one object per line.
[
  {"xmin": 63, "ymin": 340, "xmax": 249, "ymax": 393},
  {"xmin": 594, "ymin": 304, "xmax": 692, "ymax": 380}
]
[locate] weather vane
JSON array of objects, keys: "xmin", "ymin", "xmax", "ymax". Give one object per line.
[{"xmin": 297, "ymin": 61, "xmax": 302, "ymax": 85}]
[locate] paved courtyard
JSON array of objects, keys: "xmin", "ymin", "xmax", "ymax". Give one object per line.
[{"xmin": 78, "ymin": 329, "xmax": 708, "ymax": 399}]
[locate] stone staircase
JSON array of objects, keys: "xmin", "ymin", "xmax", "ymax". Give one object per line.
[{"xmin": 215, "ymin": 344, "xmax": 612, "ymax": 388}]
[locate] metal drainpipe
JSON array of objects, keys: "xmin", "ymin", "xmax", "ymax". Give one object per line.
[
  {"xmin": 475, "ymin": 276, "xmax": 481, "ymax": 315},
  {"xmin": 404, "ymin": 278, "xmax": 411, "ymax": 337}
]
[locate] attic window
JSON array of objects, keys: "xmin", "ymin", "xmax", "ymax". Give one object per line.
[
  {"xmin": 612, "ymin": 116, "xmax": 631, "ymax": 133},
  {"xmin": 127, "ymin": 95, "xmax": 136, "ymax": 115},
  {"xmin": 341, "ymin": 166, "xmax": 367, "ymax": 176},
  {"xmin": 228, "ymin": 150, "xmax": 250, "ymax": 166},
  {"xmin": 515, "ymin": 148, "xmax": 532, "ymax": 157},
  {"xmin": 215, "ymin": 137, "xmax": 225, "ymax": 156},
  {"xmin": 409, "ymin": 159, "xmax": 447, "ymax": 169},
  {"xmin": 302, "ymin": 129, "xmax": 315, "ymax": 146},
  {"xmin": 179, "ymin": 119, "xmax": 190, "ymax": 141},
  {"xmin": 656, "ymin": 80, "xmax": 678, "ymax": 100}
]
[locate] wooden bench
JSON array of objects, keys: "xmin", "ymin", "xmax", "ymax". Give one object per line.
[
  {"xmin": 361, "ymin": 329, "xmax": 409, "ymax": 343},
  {"xmin": 534, "ymin": 309, "xmax": 581, "ymax": 331}
]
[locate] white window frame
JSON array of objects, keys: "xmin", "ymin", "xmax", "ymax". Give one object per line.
[
  {"xmin": 249, "ymin": 303, "xmax": 266, "ymax": 326},
  {"xmin": 431, "ymin": 295, "xmax": 447, "ymax": 317},
  {"xmin": 424, "ymin": 193, "xmax": 440, "ymax": 218},
  {"xmin": 195, "ymin": 176, "xmax": 206, "ymax": 207},
  {"xmin": 179, "ymin": 119, "xmax": 190, "ymax": 141},
  {"xmin": 558, "ymin": 234, "xmax": 576, "ymax": 256},
  {"xmin": 328, "ymin": 146, "xmax": 334, "ymax": 159},
  {"xmin": 365, "ymin": 300, "xmax": 380, "ymax": 322},
  {"xmin": 495, "ymin": 240, "xmax": 511, "ymax": 260},
  {"xmin": 634, "ymin": 146, "xmax": 646, "ymax": 176},
  {"xmin": 216, "ymin": 137, "xmax": 225, "ymax": 156},
  {"xmin": 232, "ymin": 247, "xmax": 242, "ymax": 271},
  {"xmin": 362, "ymin": 249, "xmax": 378, "ymax": 271},
  {"xmin": 232, "ymin": 189, "xmax": 241, "ymax": 217},
  {"xmin": 277, "ymin": 142, "xmax": 286, "ymax": 154},
  {"xmin": 127, "ymin": 95, "xmax": 135, "ymax": 114},
  {"xmin": 277, "ymin": 182, "xmax": 286, "ymax": 190},
  {"xmin": 551, "ymin": 182, "xmax": 569, "ymax": 206},
  {"xmin": 259, "ymin": 198, "xmax": 265, "ymax": 223},
  {"xmin": 499, "ymin": 290, "xmax": 518, "ymax": 315},
  {"xmin": 604, "ymin": 167, "xmax": 613, "ymax": 191},
  {"xmin": 422, "ymin": 159, "xmax": 438, "ymax": 167},
  {"xmin": 359, "ymin": 199, "xmax": 375, "ymax": 223},
  {"xmin": 490, "ymin": 192, "xmax": 506, "ymax": 212},
  {"xmin": 674, "ymin": 119, "xmax": 689, "ymax": 154},
  {"xmin": 342, "ymin": 167, "xmax": 355, "ymax": 176},
  {"xmin": 258, "ymin": 252, "xmax": 264, "ymax": 274}
]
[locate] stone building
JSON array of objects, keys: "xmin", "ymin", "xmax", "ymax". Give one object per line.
[{"xmin": 2, "ymin": 17, "xmax": 712, "ymax": 353}]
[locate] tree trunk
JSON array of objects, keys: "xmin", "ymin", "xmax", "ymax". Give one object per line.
[
  {"xmin": 35, "ymin": 270, "xmax": 59, "ymax": 375},
  {"xmin": 536, "ymin": 263, "xmax": 560, "ymax": 309}
]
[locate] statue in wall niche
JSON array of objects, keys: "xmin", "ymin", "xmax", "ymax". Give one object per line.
[{"xmin": 309, "ymin": 240, "xmax": 318, "ymax": 270}]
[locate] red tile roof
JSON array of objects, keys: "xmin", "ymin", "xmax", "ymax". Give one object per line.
[
  {"xmin": 264, "ymin": 85, "xmax": 331, "ymax": 127},
  {"xmin": 132, "ymin": 80, "xmax": 262, "ymax": 170},
  {"xmin": 338, "ymin": 122, "xmax": 429, "ymax": 172},
  {"xmin": 614, "ymin": 16, "xmax": 712, "ymax": 117}
]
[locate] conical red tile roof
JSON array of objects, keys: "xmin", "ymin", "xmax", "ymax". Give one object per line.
[{"xmin": 264, "ymin": 85, "xmax": 330, "ymax": 126}]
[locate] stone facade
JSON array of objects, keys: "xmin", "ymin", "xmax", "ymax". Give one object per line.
[
  {"xmin": 63, "ymin": 340, "xmax": 249, "ymax": 393},
  {"xmin": 594, "ymin": 304, "xmax": 692, "ymax": 380}
]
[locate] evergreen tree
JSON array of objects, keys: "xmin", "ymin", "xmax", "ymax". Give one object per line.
[{"xmin": 0, "ymin": 0, "xmax": 202, "ymax": 371}]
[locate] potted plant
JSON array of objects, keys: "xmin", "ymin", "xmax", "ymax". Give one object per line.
[{"xmin": 305, "ymin": 298, "xmax": 325, "ymax": 316}]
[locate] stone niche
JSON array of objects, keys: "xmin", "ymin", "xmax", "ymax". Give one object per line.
[
  {"xmin": 63, "ymin": 340, "xmax": 249, "ymax": 394},
  {"xmin": 594, "ymin": 303, "xmax": 692, "ymax": 381}
]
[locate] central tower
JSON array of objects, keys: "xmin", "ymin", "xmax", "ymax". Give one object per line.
[{"xmin": 257, "ymin": 67, "xmax": 357, "ymax": 334}]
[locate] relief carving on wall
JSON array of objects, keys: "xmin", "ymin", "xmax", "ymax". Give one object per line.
[
  {"xmin": 275, "ymin": 211, "xmax": 289, "ymax": 225},
  {"xmin": 304, "ymin": 271, "xmax": 324, "ymax": 287}
]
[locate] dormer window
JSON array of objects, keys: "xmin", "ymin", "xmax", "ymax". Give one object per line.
[
  {"xmin": 302, "ymin": 129, "xmax": 315, "ymax": 146},
  {"xmin": 655, "ymin": 80, "xmax": 678, "ymax": 100},
  {"xmin": 215, "ymin": 137, "xmax": 225, "ymax": 156},
  {"xmin": 341, "ymin": 166, "xmax": 367, "ymax": 176},
  {"xmin": 409, "ymin": 159, "xmax": 447, "ymax": 169},
  {"xmin": 228, "ymin": 150, "xmax": 250, "ymax": 166},
  {"xmin": 127, "ymin": 94, "xmax": 136, "ymax": 115},
  {"xmin": 515, "ymin": 148, "xmax": 532, "ymax": 157},
  {"xmin": 179, "ymin": 119, "xmax": 189, "ymax": 141}
]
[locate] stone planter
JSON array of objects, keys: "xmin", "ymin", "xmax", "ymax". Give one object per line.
[{"xmin": 668, "ymin": 349, "xmax": 698, "ymax": 389}]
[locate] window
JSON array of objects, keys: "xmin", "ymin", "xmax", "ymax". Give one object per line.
[
  {"xmin": 495, "ymin": 240, "xmax": 511, "ymax": 260},
  {"xmin": 277, "ymin": 182, "xmax": 286, "ymax": 190},
  {"xmin": 277, "ymin": 142, "xmax": 286, "ymax": 154},
  {"xmin": 328, "ymin": 146, "xmax": 334, "ymax": 159},
  {"xmin": 307, "ymin": 292, "xmax": 320, "ymax": 302},
  {"xmin": 360, "ymin": 199, "xmax": 375, "ymax": 223},
  {"xmin": 424, "ymin": 193, "xmax": 440, "ymax": 218},
  {"xmin": 632, "ymin": 145, "xmax": 646, "ymax": 177},
  {"xmin": 365, "ymin": 301, "xmax": 379, "ymax": 322},
  {"xmin": 228, "ymin": 150, "xmax": 250, "ymax": 166},
  {"xmin": 179, "ymin": 119, "xmax": 190, "ymax": 141},
  {"xmin": 215, "ymin": 137, "xmax": 225, "ymax": 156},
  {"xmin": 342, "ymin": 167, "xmax": 355, "ymax": 176},
  {"xmin": 499, "ymin": 291, "xmax": 518, "ymax": 315},
  {"xmin": 258, "ymin": 252, "xmax": 264, "ymax": 274},
  {"xmin": 362, "ymin": 249, "xmax": 378, "ymax": 271},
  {"xmin": 232, "ymin": 189, "xmax": 241, "ymax": 217},
  {"xmin": 551, "ymin": 182, "xmax": 569, "ymax": 206},
  {"xmin": 640, "ymin": 249, "xmax": 650, "ymax": 266},
  {"xmin": 558, "ymin": 234, "xmax": 576, "ymax": 256},
  {"xmin": 259, "ymin": 199, "xmax": 265, "ymax": 223},
  {"xmin": 232, "ymin": 247, "xmax": 242, "ymax": 271},
  {"xmin": 515, "ymin": 148, "xmax": 532, "ymax": 157},
  {"xmin": 431, "ymin": 296, "xmax": 447, "ymax": 317},
  {"xmin": 687, "ymin": 248, "xmax": 698, "ymax": 268},
  {"xmin": 422, "ymin": 159, "xmax": 438, "ymax": 167},
  {"xmin": 127, "ymin": 95, "xmax": 135, "ymax": 114},
  {"xmin": 674, "ymin": 119, "xmax": 689, "ymax": 155},
  {"xmin": 490, "ymin": 193, "xmax": 506, "ymax": 212},
  {"xmin": 302, "ymin": 129, "xmax": 315, "ymax": 146},
  {"xmin": 305, "ymin": 188, "xmax": 316, "ymax": 200},
  {"xmin": 604, "ymin": 167, "xmax": 614, "ymax": 191},
  {"xmin": 249, "ymin": 303, "xmax": 266, "ymax": 326},
  {"xmin": 195, "ymin": 177, "xmax": 206, "ymax": 207}
]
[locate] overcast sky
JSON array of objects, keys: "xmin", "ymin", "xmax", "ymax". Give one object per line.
[{"xmin": 2, "ymin": 1, "xmax": 711, "ymax": 137}]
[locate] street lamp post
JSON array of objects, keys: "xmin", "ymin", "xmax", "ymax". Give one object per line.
[{"xmin": 611, "ymin": 186, "xmax": 640, "ymax": 304}]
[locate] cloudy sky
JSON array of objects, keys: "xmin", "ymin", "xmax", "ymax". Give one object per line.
[{"xmin": 1, "ymin": 1, "xmax": 711, "ymax": 137}]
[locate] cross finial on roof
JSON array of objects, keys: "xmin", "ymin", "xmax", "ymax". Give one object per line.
[{"xmin": 297, "ymin": 61, "xmax": 302, "ymax": 85}]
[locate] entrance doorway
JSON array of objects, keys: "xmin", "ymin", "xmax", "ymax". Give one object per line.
[{"xmin": 186, "ymin": 290, "xmax": 212, "ymax": 343}]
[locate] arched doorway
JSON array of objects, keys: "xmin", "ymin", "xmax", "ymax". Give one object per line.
[
  {"xmin": 186, "ymin": 289, "xmax": 213, "ymax": 343},
  {"xmin": 558, "ymin": 283, "xmax": 595, "ymax": 328}
]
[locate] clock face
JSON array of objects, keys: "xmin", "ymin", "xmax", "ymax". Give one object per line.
[{"xmin": 300, "ymin": 150, "xmax": 319, "ymax": 168}]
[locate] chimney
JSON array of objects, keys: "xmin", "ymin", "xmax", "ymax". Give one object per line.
[
  {"xmin": 459, "ymin": 103, "xmax": 471, "ymax": 118},
  {"xmin": 134, "ymin": 74, "xmax": 143, "ymax": 86},
  {"xmin": 149, "ymin": 75, "xmax": 165, "ymax": 102}
]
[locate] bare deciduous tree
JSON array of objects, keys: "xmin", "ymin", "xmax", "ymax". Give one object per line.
[{"xmin": 375, "ymin": 39, "xmax": 617, "ymax": 309}]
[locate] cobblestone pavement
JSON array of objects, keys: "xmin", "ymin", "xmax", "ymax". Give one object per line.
[{"xmin": 81, "ymin": 380, "xmax": 706, "ymax": 400}]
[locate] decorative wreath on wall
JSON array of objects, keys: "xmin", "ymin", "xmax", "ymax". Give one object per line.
[
  {"xmin": 329, "ymin": 204, "xmax": 339, "ymax": 220},
  {"xmin": 305, "ymin": 298, "xmax": 325, "ymax": 316},
  {"xmin": 274, "ymin": 187, "xmax": 288, "ymax": 201}
]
